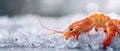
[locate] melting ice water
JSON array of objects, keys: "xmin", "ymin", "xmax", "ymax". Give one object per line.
[{"xmin": 0, "ymin": 13, "xmax": 120, "ymax": 51}]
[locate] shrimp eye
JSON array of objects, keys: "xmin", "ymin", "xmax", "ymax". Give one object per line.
[{"xmin": 69, "ymin": 28, "xmax": 73, "ymax": 31}]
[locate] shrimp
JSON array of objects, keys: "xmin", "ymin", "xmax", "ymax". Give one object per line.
[
  {"xmin": 63, "ymin": 12, "xmax": 119, "ymax": 48},
  {"xmin": 37, "ymin": 13, "xmax": 120, "ymax": 49}
]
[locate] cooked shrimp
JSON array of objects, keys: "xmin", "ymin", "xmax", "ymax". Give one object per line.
[
  {"xmin": 63, "ymin": 13, "xmax": 120, "ymax": 48},
  {"xmin": 37, "ymin": 13, "xmax": 120, "ymax": 48}
]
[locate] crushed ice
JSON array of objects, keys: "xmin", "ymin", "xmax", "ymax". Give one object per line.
[{"xmin": 0, "ymin": 13, "xmax": 119, "ymax": 50}]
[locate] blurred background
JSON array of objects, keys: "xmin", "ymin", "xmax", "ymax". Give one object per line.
[{"xmin": 0, "ymin": 0, "xmax": 120, "ymax": 17}]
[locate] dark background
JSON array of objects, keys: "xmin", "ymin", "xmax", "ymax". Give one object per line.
[{"xmin": 0, "ymin": 0, "xmax": 119, "ymax": 17}]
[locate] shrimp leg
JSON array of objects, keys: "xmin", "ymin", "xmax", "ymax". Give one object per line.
[
  {"xmin": 102, "ymin": 25, "xmax": 116, "ymax": 48},
  {"xmin": 95, "ymin": 25, "xmax": 107, "ymax": 33}
]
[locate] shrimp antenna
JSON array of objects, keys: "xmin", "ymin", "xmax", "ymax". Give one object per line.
[{"xmin": 37, "ymin": 16, "xmax": 63, "ymax": 33}]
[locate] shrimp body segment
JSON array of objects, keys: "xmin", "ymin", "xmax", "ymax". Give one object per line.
[{"xmin": 63, "ymin": 13, "xmax": 120, "ymax": 48}]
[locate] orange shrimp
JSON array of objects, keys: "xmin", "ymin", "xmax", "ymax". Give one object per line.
[
  {"xmin": 63, "ymin": 13, "xmax": 120, "ymax": 49},
  {"xmin": 37, "ymin": 13, "xmax": 120, "ymax": 49}
]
